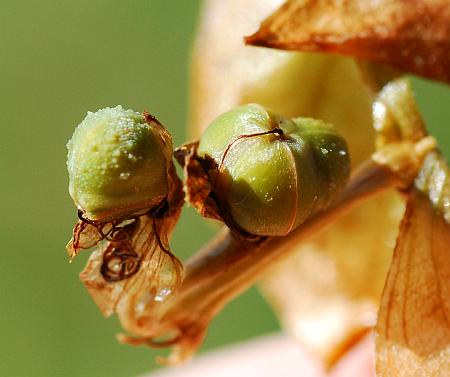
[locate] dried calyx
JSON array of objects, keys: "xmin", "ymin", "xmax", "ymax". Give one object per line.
[
  {"xmin": 177, "ymin": 103, "xmax": 350, "ymax": 237},
  {"xmin": 66, "ymin": 106, "xmax": 184, "ymax": 343}
]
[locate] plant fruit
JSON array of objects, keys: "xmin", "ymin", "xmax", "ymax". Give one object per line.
[
  {"xmin": 197, "ymin": 104, "xmax": 350, "ymax": 236},
  {"xmin": 67, "ymin": 105, "xmax": 172, "ymax": 221}
]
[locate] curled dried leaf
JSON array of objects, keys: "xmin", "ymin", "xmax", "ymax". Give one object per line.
[{"xmin": 246, "ymin": 0, "xmax": 450, "ymax": 84}]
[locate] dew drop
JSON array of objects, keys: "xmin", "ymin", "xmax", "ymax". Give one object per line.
[{"xmin": 154, "ymin": 288, "xmax": 172, "ymax": 302}]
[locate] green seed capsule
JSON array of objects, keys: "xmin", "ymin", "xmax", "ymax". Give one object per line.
[
  {"xmin": 197, "ymin": 104, "xmax": 350, "ymax": 236},
  {"xmin": 67, "ymin": 105, "xmax": 172, "ymax": 221}
]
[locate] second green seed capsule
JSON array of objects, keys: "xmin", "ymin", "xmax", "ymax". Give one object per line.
[{"xmin": 197, "ymin": 104, "xmax": 350, "ymax": 236}]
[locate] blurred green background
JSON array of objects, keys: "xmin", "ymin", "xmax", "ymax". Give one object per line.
[{"xmin": 0, "ymin": 1, "xmax": 449, "ymax": 377}]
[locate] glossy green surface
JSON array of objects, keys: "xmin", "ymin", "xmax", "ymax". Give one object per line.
[
  {"xmin": 67, "ymin": 106, "xmax": 169, "ymax": 220},
  {"xmin": 198, "ymin": 104, "xmax": 350, "ymax": 236}
]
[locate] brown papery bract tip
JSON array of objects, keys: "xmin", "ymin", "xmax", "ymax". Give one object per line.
[{"xmin": 245, "ymin": 0, "xmax": 450, "ymax": 84}]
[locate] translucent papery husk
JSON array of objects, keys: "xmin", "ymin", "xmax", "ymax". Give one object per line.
[
  {"xmin": 174, "ymin": 141, "xmax": 257, "ymax": 240},
  {"xmin": 190, "ymin": 0, "xmax": 403, "ymax": 367},
  {"xmin": 245, "ymin": 0, "xmax": 450, "ymax": 85},
  {"xmin": 67, "ymin": 126, "xmax": 185, "ymax": 343},
  {"xmin": 375, "ymin": 151, "xmax": 450, "ymax": 377}
]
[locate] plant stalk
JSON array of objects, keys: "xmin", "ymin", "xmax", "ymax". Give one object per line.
[{"xmin": 159, "ymin": 156, "xmax": 402, "ymax": 335}]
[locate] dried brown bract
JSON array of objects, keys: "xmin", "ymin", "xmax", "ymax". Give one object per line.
[
  {"xmin": 174, "ymin": 141, "xmax": 260, "ymax": 240},
  {"xmin": 246, "ymin": 0, "xmax": 450, "ymax": 84},
  {"xmin": 67, "ymin": 157, "xmax": 185, "ymax": 344},
  {"xmin": 174, "ymin": 142, "xmax": 221, "ymax": 223},
  {"xmin": 376, "ymin": 151, "xmax": 450, "ymax": 376}
]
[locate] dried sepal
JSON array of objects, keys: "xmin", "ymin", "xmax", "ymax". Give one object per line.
[
  {"xmin": 376, "ymin": 158, "xmax": 450, "ymax": 375},
  {"xmin": 77, "ymin": 162, "xmax": 184, "ymax": 342},
  {"xmin": 174, "ymin": 142, "xmax": 223, "ymax": 224},
  {"xmin": 67, "ymin": 108, "xmax": 186, "ymax": 344},
  {"xmin": 246, "ymin": 0, "xmax": 450, "ymax": 84}
]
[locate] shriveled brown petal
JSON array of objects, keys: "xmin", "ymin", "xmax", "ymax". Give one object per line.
[
  {"xmin": 376, "ymin": 152, "xmax": 450, "ymax": 376},
  {"xmin": 174, "ymin": 142, "xmax": 222, "ymax": 223},
  {"xmin": 246, "ymin": 0, "xmax": 450, "ymax": 84},
  {"xmin": 81, "ymin": 164, "xmax": 184, "ymax": 343},
  {"xmin": 80, "ymin": 213, "xmax": 183, "ymax": 328}
]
